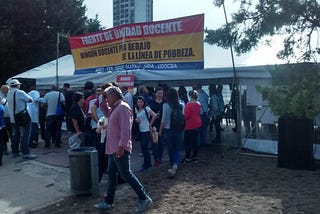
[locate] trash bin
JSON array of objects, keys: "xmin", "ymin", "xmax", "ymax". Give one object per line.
[{"xmin": 68, "ymin": 147, "xmax": 99, "ymax": 196}]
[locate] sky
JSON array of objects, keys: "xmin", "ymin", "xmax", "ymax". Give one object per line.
[{"xmin": 83, "ymin": 0, "xmax": 285, "ymax": 67}]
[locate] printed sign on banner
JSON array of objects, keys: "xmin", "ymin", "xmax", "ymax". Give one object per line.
[
  {"xmin": 69, "ymin": 14, "xmax": 204, "ymax": 74},
  {"xmin": 116, "ymin": 75, "xmax": 135, "ymax": 89}
]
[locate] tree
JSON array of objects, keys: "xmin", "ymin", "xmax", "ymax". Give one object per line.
[
  {"xmin": 0, "ymin": 0, "xmax": 103, "ymax": 83},
  {"xmin": 257, "ymin": 63, "xmax": 320, "ymax": 119},
  {"xmin": 86, "ymin": 15, "xmax": 105, "ymax": 33},
  {"xmin": 205, "ymin": 0, "xmax": 320, "ymax": 62}
]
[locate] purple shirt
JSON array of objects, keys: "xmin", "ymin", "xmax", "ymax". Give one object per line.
[{"xmin": 105, "ymin": 99, "xmax": 133, "ymax": 155}]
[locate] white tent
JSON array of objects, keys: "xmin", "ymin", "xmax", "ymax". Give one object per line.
[
  {"xmin": 11, "ymin": 55, "xmax": 75, "ymax": 79},
  {"xmin": 9, "ymin": 55, "xmax": 118, "ymax": 89},
  {"xmin": 10, "ymin": 54, "xmax": 272, "ymax": 89},
  {"xmin": 9, "ymin": 58, "xmax": 320, "ymax": 159}
]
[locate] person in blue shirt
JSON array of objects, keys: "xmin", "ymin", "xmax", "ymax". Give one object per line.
[
  {"xmin": 0, "ymin": 103, "xmax": 5, "ymax": 165},
  {"xmin": 193, "ymin": 84, "xmax": 209, "ymax": 146}
]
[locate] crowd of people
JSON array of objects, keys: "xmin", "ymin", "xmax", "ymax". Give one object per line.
[{"xmin": 0, "ymin": 79, "xmax": 232, "ymax": 213}]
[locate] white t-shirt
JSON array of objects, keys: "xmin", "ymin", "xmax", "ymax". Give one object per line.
[
  {"xmin": 88, "ymin": 98, "xmax": 97, "ymax": 129},
  {"xmin": 27, "ymin": 90, "xmax": 41, "ymax": 123},
  {"xmin": 97, "ymin": 116, "xmax": 108, "ymax": 143},
  {"xmin": 136, "ymin": 106, "xmax": 151, "ymax": 132},
  {"xmin": 42, "ymin": 91, "xmax": 65, "ymax": 116},
  {"xmin": 123, "ymin": 91, "xmax": 133, "ymax": 110}
]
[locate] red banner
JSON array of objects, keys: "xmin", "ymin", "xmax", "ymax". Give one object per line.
[
  {"xmin": 116, "ymin": 75, "xmax": 135, "ymax": 89},
  {"xmin": 69, "ymin": 14, "xmax": 204, "ymax": 74}
]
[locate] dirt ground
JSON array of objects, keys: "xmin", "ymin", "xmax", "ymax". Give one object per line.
[{"xmin": 27, "ymin": 146, "xmax": 320, "ymax": 214}]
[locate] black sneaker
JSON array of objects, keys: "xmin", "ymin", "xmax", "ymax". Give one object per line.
[{"xmin": 29, "ymin": 143, "xmax": 38, "ymax": 148}]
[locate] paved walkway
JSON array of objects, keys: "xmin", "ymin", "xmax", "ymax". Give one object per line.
[{"xmin": 0, "ymin": 131, "xmax": 164, "ymax": 214}]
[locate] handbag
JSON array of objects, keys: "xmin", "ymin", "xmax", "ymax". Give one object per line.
[
  {"xmin": 13, "ymin": 91, "xmax": 31, "ymax": 126},
  {"xmin": 144, "ymin": 108, "xmax": 158, "ymax": 144},
  {"xmin": 14, "ymin": 109, "xmax": 31, "ymax": 126},
  {"xmin": 56, "ymin": 92, "xmax": 65, "ymax": 116},
  {"xmin": 150, "ymin": 127, "xmax": 159, "ymax": 144},
  {"xmin": 68, "ymin": 133, "xmax": 84, "ymax": 149}
]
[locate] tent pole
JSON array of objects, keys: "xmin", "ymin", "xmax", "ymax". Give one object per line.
[
  {"xmin": 56, "ymin": 33, "xmax": 59, "ymax": 87},
  {"xmin": 221, "ymin": 1, "xmax": 241, "ymax": 146}
]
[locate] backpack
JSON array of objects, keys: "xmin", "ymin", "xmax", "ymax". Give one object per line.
[{"xmin": 169, "ymin": 103, "xmax": 185, "ymax": 132}]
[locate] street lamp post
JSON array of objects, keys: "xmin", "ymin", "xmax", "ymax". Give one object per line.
[{"xmin": 56, "ymin": 32, "xmax": 69, "ymax": 87}]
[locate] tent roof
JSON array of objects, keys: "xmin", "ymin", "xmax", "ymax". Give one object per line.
[
  {"xmin": 10, "ymin": 54, "xmax": 273, "ymax": 89},
  {"xmin": 12, "ymin": 55, "xmax": 75, "ymax": 79},
  {"xmin": 132, "ymin": 66, "xmax": 272, "ymax": 87}
]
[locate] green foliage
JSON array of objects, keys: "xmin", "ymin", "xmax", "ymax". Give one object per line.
[
  {"xmin": 0, "ymin": 0, "xmax": 103, "ymax": 83},
  {"xmin": 86, "ymin": 15, "xmax": 105, "ymax": 33},
  {"xmin": 206, "ymin": 0, "xmax": 320, "ymax": 62},
  {"xmin": 256, "ymin": 63, "xmax": 320, "ymax": 119}
]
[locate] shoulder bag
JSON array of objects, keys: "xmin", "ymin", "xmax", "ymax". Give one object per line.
[
  {"xmin": 56, "ymin": 92, "xmax": 65, "ymax": 116},
  {"xmin": 14, "ymin": 90, "xmax": 31, "ymax": 126}
]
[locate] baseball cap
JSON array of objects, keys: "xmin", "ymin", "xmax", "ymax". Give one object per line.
[
  {"xmin": 95, "ymin": 87, "xmax": 102, "ymax": 92},
  {"xmin": 8, "ymin": 79, "xmax": 22, "ymax": 86}
]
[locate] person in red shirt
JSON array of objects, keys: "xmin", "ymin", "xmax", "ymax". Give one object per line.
[{"xmin": 183, "ymin": 90, "xmax": 202, "ymax": 162}]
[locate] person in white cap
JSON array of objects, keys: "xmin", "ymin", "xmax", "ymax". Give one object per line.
[{"xmin": 7, "ymin": 79, "xmax": 36, "ymax": 159}]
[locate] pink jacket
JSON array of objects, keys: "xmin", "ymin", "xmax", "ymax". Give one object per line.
[{"xmin": 105, "ymin": 100, "xmax": 133, "ymax": 154}]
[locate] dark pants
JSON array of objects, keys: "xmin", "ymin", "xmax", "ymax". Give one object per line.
[
  {"xmin": 152, "ymin": 135, "xmax": 163, "ymax": 162},
  {"xmin": 199, "ymin": 114, "xmax": 208, "ymax": 145},
  {"xmin": 45, "ymin": 115, "xmax": 62, "ymax": 147},
  {"xmin": 0, "ymin": 128, "xmax": 7, "ymax": 164},
  {"xmin": 85, "ymin": 128, "xmax": 99, "ymax": 147},
  {"xmin": 139, "ymin": 132, "xmax": 152, "ymax": 169},
  {"xmin": 213, "ymin": 117, "xmax": 221, "ymax": 144},
  {"xmin": 104, "ymin": 151, "xmax": 148, "ymax": 205},
  {"xmin": 4, "ymin": 117, "xmax": 12, "ymax": 152},
  {"xmin": 39, "ymin": 116, "xmax": 46, "ymax": 140},
  {"xmin": 184, "ymin": 128, "xmax": 200, "ymax": 159},
  {"xmin": 98, "ymin": 142, "xmax": 108, "ymax": 182}
]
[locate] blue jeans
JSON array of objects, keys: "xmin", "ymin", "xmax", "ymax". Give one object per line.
[
  {"xmin": 105, "ymin": 151, "xmax": 148, "ymax": 204},
  {"xmin": 152, "ymin": 135, "xmax": 163, "ymax": 161},
  {"xmin": 163, "ymin": 128, "xmax": 184, "ymax": 167},
  {"xmin": 199, "ymin": 114, "xmax": 208, "ymax": 145},
  {"xmin": 29, "ymin": 122, "xmax": 39, "ymax": 143},
  {"xmin": 139, "ymin": 132, "xmax": 152, "ymax": 169},
  {"xmin": 11, "ymin": 122, "xmax": 31, "ymax": 155}
]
